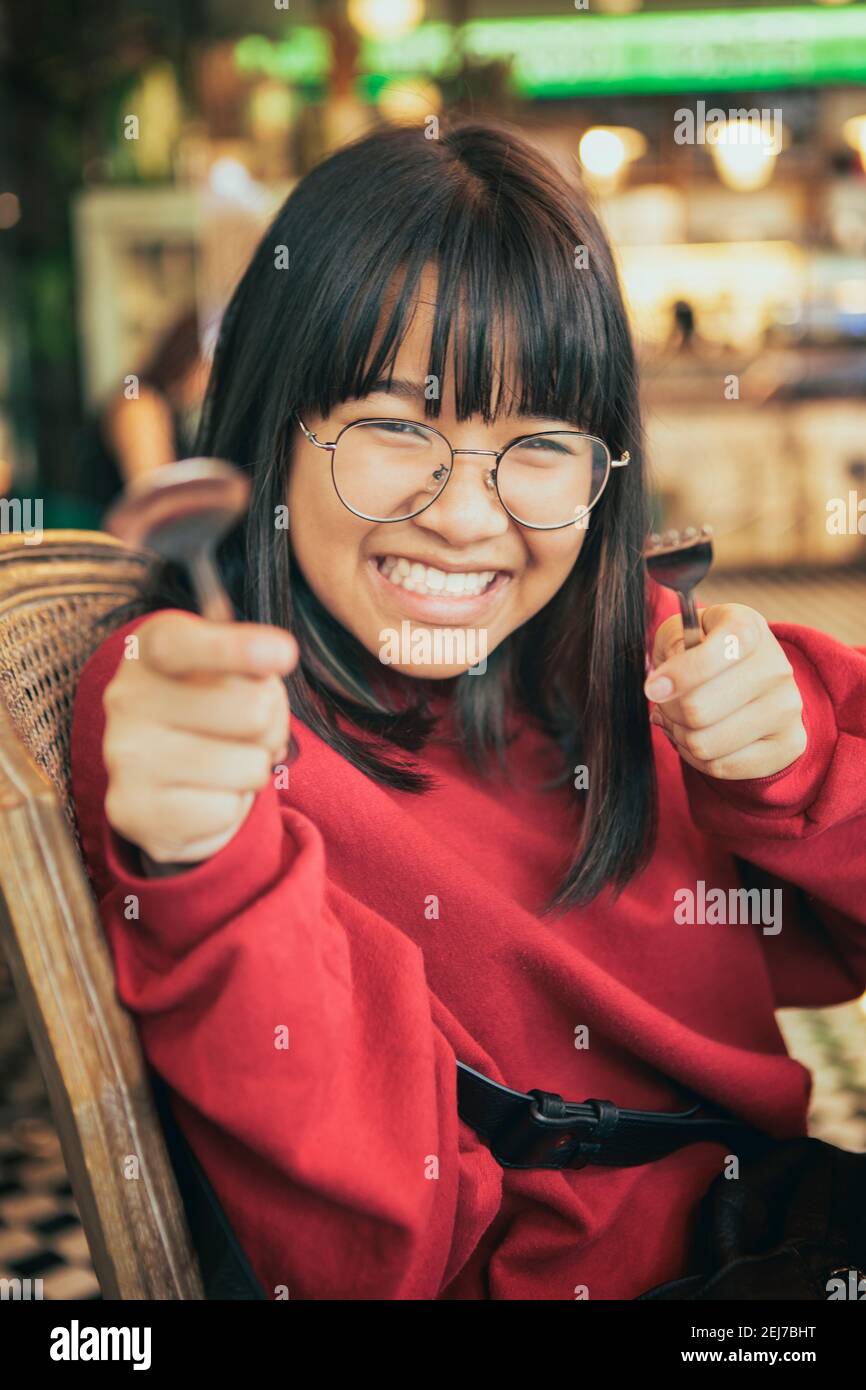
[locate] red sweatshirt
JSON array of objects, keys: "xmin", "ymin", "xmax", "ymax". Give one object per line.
[{"xmin": 70, "ymin": 590, "xmax": 866, "ymax": 1300}]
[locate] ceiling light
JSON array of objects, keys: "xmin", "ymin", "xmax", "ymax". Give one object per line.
[{"xmin": 348, "ymin": 0, "xmax": 425, "ymax": 40}]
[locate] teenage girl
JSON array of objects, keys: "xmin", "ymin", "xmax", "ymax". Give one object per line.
[{"xmin": 71, "ymin": 122, "xmax": 866, "ymax": 1300}]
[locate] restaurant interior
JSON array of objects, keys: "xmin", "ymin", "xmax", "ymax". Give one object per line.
[{"xmin": 0, "ymin": 0, "xmax": 864, "ymax": 1301}]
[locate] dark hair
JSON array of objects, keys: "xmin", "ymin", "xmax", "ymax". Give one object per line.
[{"xmin": 149, "ymin": 119, "xmax": 657, "ymax": 909}]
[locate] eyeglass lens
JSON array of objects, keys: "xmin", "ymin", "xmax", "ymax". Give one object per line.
[{"xmin": 331, "ymin": 420, "xmax": 610, "ymax": 527}]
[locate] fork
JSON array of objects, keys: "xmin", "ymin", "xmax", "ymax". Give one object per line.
[{"xmin": 644, "ymin": 525, "xmax": 714, "ymax": 650}]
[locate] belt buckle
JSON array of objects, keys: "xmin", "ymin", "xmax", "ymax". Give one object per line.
[
  {"xmin": 527, "ymin": 1095, "xmax": 596, "ymax": 1169},
  {"xmin": 491, "ymin": 1089, "xmax": 596, "ymax": 1169}
]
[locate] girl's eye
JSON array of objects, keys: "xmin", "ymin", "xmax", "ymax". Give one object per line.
[
  {"xmin": 365, "ymin": 420, "xmax": 434, "ymax": 449},
  {"xmin": 376, "ymin": 420, "xmax": 428, "ymax": 439},
  {"xmin": 518, "ymin": 436, "xmax": 572, "ymax": 456}
]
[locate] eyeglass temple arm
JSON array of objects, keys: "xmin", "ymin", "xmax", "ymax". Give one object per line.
[
  {"xmin": 611, "ymin": 451, "xmax": 630, "ymax": 468},
  {"xmin": 296, "ymin": 417, "xmax": 332, "ymax": 450}
]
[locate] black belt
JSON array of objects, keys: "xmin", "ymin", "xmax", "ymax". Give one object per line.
[{"xmin": 456, "ymin": 1061, "xmax": 773, "ymax": 1170}]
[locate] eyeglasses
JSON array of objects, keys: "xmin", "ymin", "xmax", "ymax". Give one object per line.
[{"xmin": 296, "ymin": 415, "xmax": 629, "ymax": 531}]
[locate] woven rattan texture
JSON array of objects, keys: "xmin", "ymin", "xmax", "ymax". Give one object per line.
[
  {"xmin": 0, "ymin": 597, "xmax": 127, "ymax": 825},
  {"xmin": 0, "ymin": 536, "xmax": 151, "ymax": 840}
]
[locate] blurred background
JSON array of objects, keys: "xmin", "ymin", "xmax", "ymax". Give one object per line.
[{"xmin": 0, "ymin": 0, "xmax": 864, "ymax": 1298}]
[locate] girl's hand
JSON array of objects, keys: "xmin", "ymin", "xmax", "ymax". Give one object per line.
[
  {"xmin": 103, "ymin": 611, "xmax": 298, "ymax": 867},
  {"xmin": 645, "ymin": 603, "xmax": 807, "ymax": 780}
]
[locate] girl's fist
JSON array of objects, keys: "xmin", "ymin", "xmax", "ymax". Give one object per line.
[
  {"xmin": 646, "ymin": 603, "xmax": 807, "ymax": 780},
  {"xmin": 102, "ymin": 612, "xmax": 297, "ymax": 867}
]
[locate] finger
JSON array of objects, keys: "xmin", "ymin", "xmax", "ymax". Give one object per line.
[
  {"xmin": 656, "ymin": 685, "xmax": 804, "ymax": 764},
  {"xmin": 651, "ymin": 653, "xmax": 780, "ymax": 731},
  {"xmin": 649, "ymin": 612, "xmax": 689, "ymax": 669},
  {"xmin": 645, "ymin": 604, "xmax": 766, "ymax": 705},
  {"xmin": 653, "ymin": 729, "xmax": 804, "ymax": 781},
  {"xmin": 139, "ymin": 612, "xmax": 298, "ymax": 679},
  {"xmin": 118, "ymin": 666, "xmax": 290, "ymax": 749},
  {"xmin": 104, "ymin": 723, "xmax": 275, "ymax": 793},
  {"xmin": 107, "ymin": 785, "xmax": 254, "ymax": 861}
]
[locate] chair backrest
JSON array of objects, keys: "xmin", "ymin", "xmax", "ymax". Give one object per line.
[{"xmin": 0, "ymin": 530, "xmax": 204, "ymax": 1299}]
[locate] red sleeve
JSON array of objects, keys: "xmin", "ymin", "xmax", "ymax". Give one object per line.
[
  {"xmin": 70, "ymin": 618, "xmax": 502, "ymax": 1300},
  {"xmin": 677, "ymin": 622, "xmax": 866, "ymax": 1006}
]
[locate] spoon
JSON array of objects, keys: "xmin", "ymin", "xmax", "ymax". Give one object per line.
[
  {"xmin": 644, "ymin": 525, "xmax": 714, "ymax": 650},
  {"xmin": 105, "ymin": 458, "xmax": 298, "ymax": 765}
]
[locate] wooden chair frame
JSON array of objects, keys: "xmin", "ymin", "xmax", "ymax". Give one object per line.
[{"xmin": 0, "ymin": 531, "xmax": 203, "ymax": 1298}]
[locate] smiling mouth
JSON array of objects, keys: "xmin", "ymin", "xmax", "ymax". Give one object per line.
[{"xmin": 375, "ymin": 554, "xmax": 504, "ymax": 598}]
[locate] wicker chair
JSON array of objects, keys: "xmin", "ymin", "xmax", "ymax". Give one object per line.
[{"xmin": 0, "ymin": 530, "xmax": 204, "ymax": 1299}]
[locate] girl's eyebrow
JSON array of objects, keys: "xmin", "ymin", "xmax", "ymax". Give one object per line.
[
  {"xmin": 357, "ymin": 377, "xmax": 427, "ymax": 404},
  {"xmin": 356, "ymin": 378, "xmax": 570, "ymax": 423}
]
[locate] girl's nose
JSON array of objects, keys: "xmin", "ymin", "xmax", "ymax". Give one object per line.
[{"xmin": 416, "ymin": 455, "xmax": 509, "ymax": 544}]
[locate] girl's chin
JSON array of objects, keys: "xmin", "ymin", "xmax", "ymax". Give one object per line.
[{"xmin": 380, "ymin": 660, "xmax": 482, "ymax": 681}]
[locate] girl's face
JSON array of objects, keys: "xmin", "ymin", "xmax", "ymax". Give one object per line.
[{"xmin": 287, "ymin": 292, "xmax": 589, "ymax": 679}]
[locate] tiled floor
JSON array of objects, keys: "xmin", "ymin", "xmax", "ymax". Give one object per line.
[
  {"xmin": 0, "ymin": 1117, "xmax": 100, "ymax": 1300},
  {"xmin": 778, "ymin": 1000, "xmax": 866, "ymax": 1151},
  {"xmin": 1, "ymin": 565, "xmax": 864, "ymax": 1298},
  {"xmin": 0, "ymin": 961, "xmax": 100, "ymax": 1299}
]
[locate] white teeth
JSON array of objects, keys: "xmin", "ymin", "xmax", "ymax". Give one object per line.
[{"xmin": 376, "ymin": 555, "xmax": 499, "ymax": 597}]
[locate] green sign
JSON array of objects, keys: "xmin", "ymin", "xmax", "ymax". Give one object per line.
[{"xmin": 236, "ymin": 8, "xmax": 866, "ymax": 98}]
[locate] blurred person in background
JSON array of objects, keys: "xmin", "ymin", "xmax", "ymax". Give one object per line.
[{"xmin": 79, "ymin": 307, "xmax": 208, "ymax": 517}]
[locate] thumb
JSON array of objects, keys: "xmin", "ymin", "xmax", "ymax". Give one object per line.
[{"xmin": 650, "ymin": 612, "xmax": 686, "ymax": 670}]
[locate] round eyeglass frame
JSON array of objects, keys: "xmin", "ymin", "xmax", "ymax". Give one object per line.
[{"xmin": 295, "ymin": 415, "xmax": 630, "ymax": 532}]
